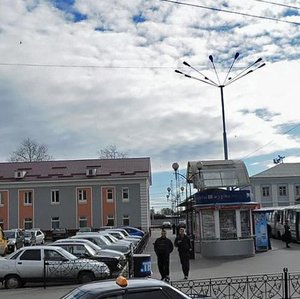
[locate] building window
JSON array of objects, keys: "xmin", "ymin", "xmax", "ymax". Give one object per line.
[
  {"xmin": 51, "ymin": 217, "xmax": 60, "ymax": 229},
  {"xmin": 107, "ymin": 189, "xmax": 113, "ymax": 202},
  {"xmin": 123, "ymin": 215, "xmax": 130, "ymax": 226},
  {"xmin": 24, "ymin": 218, "xmax": 33, "ymax": 229},
  {"xmin": 51, "ymin": 190, "xmax": 60, "ymax": 204},
  {"xmin": 0, "ymin": 219, "xmax": 3, "ymax": 229},
  {"xmin": 24, "ymin": 191, "xmax": 32, "ymax": 205},
  {"xmin": 278, "ymin": 185, "xmax": 287, "ymax": 196},
  {"xmin": 107, "ymin": 215, "xmax": 114, "ymax": 226},
  {"xmin": 0, "ymin": 192, "xmax": 3, "ymax": 206},
  {"xmin": 79, "ymin": 217, "xmax": 88, "ymax": 228},
  {"xmin": 78, "ymin": 189, "xmax": 87, "ymax": 202},
  {"xmin": 262, "ymin": 186, "xmax": 270, "ymax": 197},
  {"xmin": 219, "ymin": 210, "xmax": 237, "ymax": 240},
  {"xmin": 122, "ymin": 187, "xmax": 129, "ymax": 202}
]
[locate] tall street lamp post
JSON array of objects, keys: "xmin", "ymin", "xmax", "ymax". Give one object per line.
[{"xmin": 175, "ymin": 52, "xmax": 265, "ymax": 160}]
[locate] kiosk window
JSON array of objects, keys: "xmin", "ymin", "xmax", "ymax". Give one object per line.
[{"xmin": 219, "ymin": 210, "xmax": 237, "ymax": 240}]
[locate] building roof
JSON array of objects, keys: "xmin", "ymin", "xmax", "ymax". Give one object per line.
[
  {"xmin": 251, "ymin": 163, "xmax": 300, "ymax": 179},
  {"xmin": 0, "ymin": 158, "xmax": 151, "ymax": 184}
]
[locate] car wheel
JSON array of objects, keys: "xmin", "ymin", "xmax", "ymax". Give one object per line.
[
  {"xmin": 5, "ymin": 275, "xmax": 22, "ymax": 289},
  {"xmin": 78, "ymin": 271, "xmax": 95, "ymax": 284}
]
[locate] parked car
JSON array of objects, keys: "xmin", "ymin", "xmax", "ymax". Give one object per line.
[
  {"xmin": 162, "ymin": 221, "xmax": 172, "ymax": 229},
  {"xmin": 52, "ymin": 228, "xmax": 68, "ymax": 241},
  {"xmin": 71, "ymin": 234, "xmax": 132, "ymax": 257},
  {"xmin": 60, "ymin": 276, "xmax": 214, "ymax": 299},
  {"xmin": 0, "ymin": 245, "xmax": 110, "ymax": 288},
  {"xmin": 3, "ymin": 229, "xmax": 24, "ymax": 253},
  {"xmin": 24, "ymin": 229, "xmax": 45, "ymax": 246},
  {"xmin": 104, "ymin": 230, "xmax": 140, "ymax": 247},
  {"xmin": 51, "ymin": 241, "xmax": 123, "ymax": 277},
  {"xmin": 53, "ymin": 238, "xmax": 127, "ymax": 266},
  {"xmin": 121, "ymin": 226, "xmax": 145, "ymax": 237},
  {"xmin": 98, "ymin": 231, "xmax": 134, "ymax": 251},
  {"xmin": 0, "ymin": 227, "xmax": 8, "ymax": 256},
  {"xmin": 108, "ymin": 228, "xmax": 142, "ymax": 240}
]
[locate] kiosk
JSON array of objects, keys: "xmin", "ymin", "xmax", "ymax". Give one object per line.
[{"xmin": 187, "ymin": 160, "xmax": 259, "ymax": 258}]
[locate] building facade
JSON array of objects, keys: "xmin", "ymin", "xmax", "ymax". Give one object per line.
[
  {"xmin": 250, "ymin": 163, "xmax": 300, "ymax": 207},
  {"xmin": 0, "ymin": 158, "xmax": 151, "ymax": 231}
]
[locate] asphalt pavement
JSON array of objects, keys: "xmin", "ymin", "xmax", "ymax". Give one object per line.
[{"xmin": 1, "ymin": 229, "xmax": 300, "ymax": 298}]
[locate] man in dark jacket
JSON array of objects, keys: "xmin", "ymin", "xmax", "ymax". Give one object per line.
[
  {"xmin": 154, "ymin": 229, "xmax": 173, "ymax": 281},
  {"xmin": 174, "ymin": 227, "xmax": 191, "ymax": 279}
]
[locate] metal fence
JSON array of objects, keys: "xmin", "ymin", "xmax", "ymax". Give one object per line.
[{"xmin": 171, "ymin": 268, "xmax": 300, "ymax": 299}]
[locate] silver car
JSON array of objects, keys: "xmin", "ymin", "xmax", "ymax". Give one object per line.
[{"xmin": 0, "ymin": 245, "xmax": 110, "ymax": 288}]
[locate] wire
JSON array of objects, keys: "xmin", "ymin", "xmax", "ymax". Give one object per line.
[
  {"xmin": 253, "ymin": 0, "xmax": 300, "ymax": 11},
  {"xmin": 0, "ymin": 62, "xmax": 174, "ymax": 69},
  {"xmin": 160, "ymin": 0, "xmax": 300, "ymax": 26},
  {"xmin": 242, "ymin": 123, "xmax": 300, "ymax": 160}
]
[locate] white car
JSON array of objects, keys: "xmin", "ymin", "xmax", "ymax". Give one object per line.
[
  {"xmin": 24, "ymin": 229, "xmax": 45, "ymax": 246},
  {"xmin": 0, "ymin": 245, "xmax": 110, "ymax": 288}
]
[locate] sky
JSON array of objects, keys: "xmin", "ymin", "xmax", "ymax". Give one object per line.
[{"xmin": 1, "ymin": 0, "xmax": 300, "ymax": 212}]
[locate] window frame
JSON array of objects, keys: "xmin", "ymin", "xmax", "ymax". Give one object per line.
[
  {"xmin": 51, "ymin": 217, "xmax": 60, "ymax": 229},
  {"xmin": 24, "ymin": 218, "xmax": 33, "ymax": 229},
  {"xmin": 106, "ymin": 188, "xmax": 114, "ymax": 203},
  {"xmin": 278, "ymin": 185, "xmax": 287, "ymax": 197},
  {"xmin": 24, "ymin": 191, "xmax": 33, "ymax": 205},
  {"xmin": 51, "ymin": 190, "xmax": 60, "ymax": 204},
  {"xmin": 79, "ymin": 216, "xmax": 88, "ymax": 228},
  {"xmin": 78, "ymin": 189, "xmax": 87, "ymax": 202},
  {"xmin": 122, "ymin": 187, "xmax": 129, "ymax": 202}
]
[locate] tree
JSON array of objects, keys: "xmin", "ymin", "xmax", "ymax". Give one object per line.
[
  {"xmin": 160, "ymin": 208, "xmax": 173, "ymax": 216},
  {"xmin": 98, "ymin": 144, "xmax": 127, "ymax": 159},
  {"xmin": 9, "ymin": 138, "xmax": 53, "ymax": 162}
]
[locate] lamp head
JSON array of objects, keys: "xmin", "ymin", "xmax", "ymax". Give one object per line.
[
  {"xmin": 209, "ymin": 55, "xmax": 214, "ymax": 62},
  {"xmin": 234, "ymin": 52, "xmax": 239, "ymax": 59},
  {"xmin": 183, "ymin": 61, "xmax": 191, "ymax": 67},
  {"xmin": 172, "ymin": 162, "xmax": 179, "ymax": 171},
  {"xmin": 167, "ymin": 187, "xmax": 171, "ymax": 193}
]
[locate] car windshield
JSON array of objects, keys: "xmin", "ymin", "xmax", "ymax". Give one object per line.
[
  {"xmin": 99, "ymin": 235, "xmax": 111, "ymax": 245},
  {"xmin": 4, "ymin": 231, "xmax": 16, "ymax": 238}
]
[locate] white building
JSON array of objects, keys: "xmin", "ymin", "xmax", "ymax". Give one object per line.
[{"xmin": 250, "ymin": 163, "xmax": 300, "ymax": 207}]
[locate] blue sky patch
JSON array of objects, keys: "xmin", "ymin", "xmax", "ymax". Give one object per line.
[
  {"xmin": 283, "ymin": 9, "xmax": 299, "ymax": 17},
  {"xmin": 49, "ymin": 0, "xmax": 87, "ymax": 22},
  {"xmin": 133, "ymin": 13, "xmax": 146, "ymax": 23}
]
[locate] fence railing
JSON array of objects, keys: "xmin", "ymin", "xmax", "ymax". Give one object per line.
[{"xmin": 171, "ymin": 268, "xmax": 300, "ymax": 299}]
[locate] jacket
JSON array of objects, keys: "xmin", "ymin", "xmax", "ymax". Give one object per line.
[{"xmin": 154, "ymin": 237, "xmax": 174, "ymax": 255}]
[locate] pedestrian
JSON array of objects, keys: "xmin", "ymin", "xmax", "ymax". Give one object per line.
[
  {"xmin": 282, "ymin": 220, "xmax": 292, "ymax": 248},
  {"xmin": 154, "ymin": 229, "xmax": 173, "ymax": 282},
  {"xmin": 267, "ymin": 223, "xmax": 272, "ymax": 250},
  {"xmin": 174, "ymin": 227, "xmax": 192, "ymax": 280}
]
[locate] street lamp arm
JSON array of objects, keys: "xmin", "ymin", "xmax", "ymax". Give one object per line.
[
  {"xmin": 186, "ymin": 74, "xmax": 219, "ymax": 87},
  {"xmin": 224, "ymin": 58, "xmax": 264, "ymax": 86},
  {"xmin": 183, "ymin": 61, "xmax": 219, "ymax": 86},
  {"xmin": 225, "ymin": 63, "xmax": 266, "ymax": 86}
]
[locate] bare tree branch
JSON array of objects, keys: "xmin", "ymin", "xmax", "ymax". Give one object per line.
[
  {"xmin": 9, "ymin": 138, "xmax": 53, "ymax": 162},
  {"xmin": 98, "ymin": 144, "xmax": 128, "ymax": 159}
]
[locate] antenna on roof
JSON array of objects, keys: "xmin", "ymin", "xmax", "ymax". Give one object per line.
[{"xmin": 273, "ymin": 155, "xmax": 285, "ymax": 164}]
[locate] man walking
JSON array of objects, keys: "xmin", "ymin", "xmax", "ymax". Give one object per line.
[
  {"xmin": 154, "ymin": 229, "xmax": 173, "ymax": 282},
  {"xmin": 174, "ymin": 227, "xmax": 191, "ymax": 280}
]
